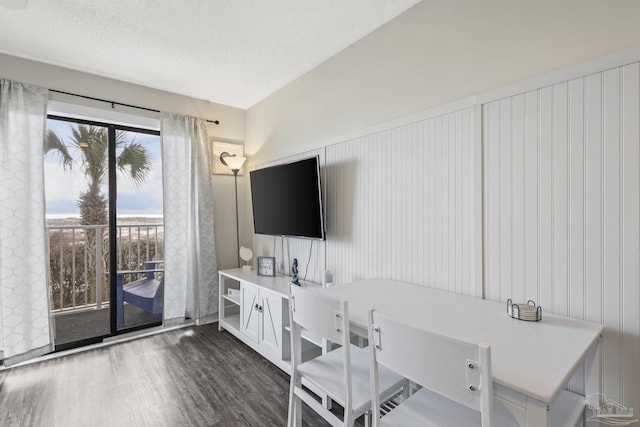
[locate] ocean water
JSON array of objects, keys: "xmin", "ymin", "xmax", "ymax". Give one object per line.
[{"xmin": 46, "ymin": 213, "xmax": 164, "ymax": 219}]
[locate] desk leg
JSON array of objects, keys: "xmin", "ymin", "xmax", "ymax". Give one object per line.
[
  {"xmin": 526, "ymin": 398, "xmax": 549, "ymax": 427},
  {"xmin": 584, "ymin": 336, "xmax": 602, "ymax": 427},
  {"xmin": 525, "ymin": 337, "xmax": 601, "ymax": 427}
]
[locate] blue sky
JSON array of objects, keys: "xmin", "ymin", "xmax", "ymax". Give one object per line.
[{"xmin": 44, "ymin": 119, "xmax": 164, "ymax": 217}]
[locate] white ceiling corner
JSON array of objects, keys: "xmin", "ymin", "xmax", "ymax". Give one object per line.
[{"xmin": 0, "ymin": 0, "xmax": 422, "ymax": 109}]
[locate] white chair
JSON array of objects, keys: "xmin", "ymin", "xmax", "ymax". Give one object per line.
[
  {"xmin": 367, "ymin": 309, "xmax": 519, "ymax": 427},
  {"xmin": 288, "ymin": 286, "xmax": 407, "ymax": 427}
]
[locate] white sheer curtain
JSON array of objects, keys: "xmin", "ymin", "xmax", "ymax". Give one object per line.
[
  {"xmin": 0, "ymin": 80, "xmax": 52, "ymax": 365},
  {"xmin": 160, "ymin": 113, "xmax": 219, "ymax": 325}
]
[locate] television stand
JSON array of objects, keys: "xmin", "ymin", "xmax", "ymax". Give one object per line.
[{"xmin": 218, "ymin": 268, "xmax": 324, "ymax": 373}]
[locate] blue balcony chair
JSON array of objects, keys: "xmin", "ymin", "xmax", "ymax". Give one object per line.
[{"xmin": 116, "ymin": 260, "xmax": 164, "ymax": 327}]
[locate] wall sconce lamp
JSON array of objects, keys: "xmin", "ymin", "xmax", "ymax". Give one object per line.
[{"xmin": 220, "ymin": 151, "xmax": 246, "ymax": 267}]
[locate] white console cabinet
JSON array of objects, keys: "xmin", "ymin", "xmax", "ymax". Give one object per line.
[
  {"xmin": 240, "ymin": 280, "xmax": 282, "ymax": 356},
  {"xmin": 218, "ymin": 268, "xmax": 322, "ymax": 373}
]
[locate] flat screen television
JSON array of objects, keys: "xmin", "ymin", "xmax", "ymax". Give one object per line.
[{"xmin": 250, "ymin": 156, "xmax": 325, "ymax": 240}]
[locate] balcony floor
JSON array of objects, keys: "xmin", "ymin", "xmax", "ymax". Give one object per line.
[{"xmin": 54, "ymin": 305, "xmax": 162, "ymax": 347}]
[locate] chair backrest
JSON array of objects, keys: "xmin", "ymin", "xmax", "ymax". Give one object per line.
[
  {"xmin": 368, "ymin": 309, "xmax": 493, "ymax": 426},
  {"xmin": 144, "ymin": 260, "xmax": 163, "ymax": 280},
  {"xmin": 289, "ymin": 285, "xmax": 350, "ymax": 347},
  {"xmin": 289, "ymin": 285, "xmax": 354, "ymax": 419}
]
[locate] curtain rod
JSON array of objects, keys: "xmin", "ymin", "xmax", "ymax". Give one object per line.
[{"xmin": 49, "ymin": 89, "xmax": 220, "ymax": 125}]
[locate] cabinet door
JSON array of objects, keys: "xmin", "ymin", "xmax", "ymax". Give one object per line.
[
  {"xmin": 240, "ymin": 282, "xmax": 260, "ymax": 344},
  {"xmin": 260, "ymin": 289, "xmax": 283, "ymax": 356}
]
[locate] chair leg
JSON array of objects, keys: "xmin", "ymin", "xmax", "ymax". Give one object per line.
[
  {"xmin": 364, "ymin": 410, "xmax": 371, "ymax": 427},
  {"xmin": 293, "ymin": 395, "xmax": 301, "ymax": 427},
  {"xmin": 288, "ymin": 387, "xmax": 302, "ymax": 427},
  {"xmin": 344, "ymin": 412, "xmax": 353, "ymax": 427},
  {"xmin": 402, "ymin": 380, "xmax": 411, "ymax": 398},
  {"xmin": 116, "ymin": 274, "xmax": 124, "ymax": 327}
]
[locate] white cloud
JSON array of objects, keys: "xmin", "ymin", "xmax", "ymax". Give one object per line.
[{"xmin": 44, "ymin": 161, "xmax": 85, "ymax": 213}]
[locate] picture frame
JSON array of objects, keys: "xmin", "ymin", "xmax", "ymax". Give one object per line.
[
  {"xmin": 257, "ymin": 256, "xmax": 276, "ymax": 277},
  {"xmin": 212, "ymin": 141, "xmax": 244, "ymax": 175}
]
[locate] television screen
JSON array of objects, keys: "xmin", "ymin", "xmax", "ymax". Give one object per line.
[{"xmin": 250, "ymin": 156, "xmax": 325, "ymax": 240}]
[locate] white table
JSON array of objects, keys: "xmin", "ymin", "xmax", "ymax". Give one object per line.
[{"xmin": 317, "ymin": 279, "xmax": 603, "ymax": 427}]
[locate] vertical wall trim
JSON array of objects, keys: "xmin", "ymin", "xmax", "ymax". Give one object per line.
[
  {"xmin": 474, "ymin": 104, "xmax": 484, "ymax": 298},
  {"xmin": 550, "ymin": 86, "xmax": 556, "ymax": 313}
]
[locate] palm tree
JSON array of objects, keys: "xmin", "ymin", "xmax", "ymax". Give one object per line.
[
  {"xmin": 45, "ymin": 124, "xmax": 152, "ymax": 224},
  {"xmin": 45, "ymin": 123, "xmax": 153, "ymax": 304}
]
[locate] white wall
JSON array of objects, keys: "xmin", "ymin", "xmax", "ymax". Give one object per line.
[
  {"xmin": 246, "ymin": 0, "xmax": 640, "ymax": 164},
  {"xmin": 245, "ymin": 0, "xmax": 640, "ymax": 418},
  {"xmin": 0, "ymin": 52, "xmax": 247, "ymax": 270}
]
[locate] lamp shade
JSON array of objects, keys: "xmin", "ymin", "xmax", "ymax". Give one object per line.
[{"xmin": 225, "ymin": 156, "xmax": 246, "ymax": 171}]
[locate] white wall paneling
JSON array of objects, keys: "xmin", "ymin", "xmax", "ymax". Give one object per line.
[
  {"xmin": 324, "ymin": 109, "xmax": 477, "ymax": 294},
  {"xmin": 251, "ymin": 51, "xmax": 640, "ymax": 417},
  {"xmin": 483, "ymin": 62, "xmax": 640, "ymax": 413}
]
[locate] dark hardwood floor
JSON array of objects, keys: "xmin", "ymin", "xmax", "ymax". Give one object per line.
[{"xmin": 0, "ymin": 323, "xmax": 359, "ymax": 427}]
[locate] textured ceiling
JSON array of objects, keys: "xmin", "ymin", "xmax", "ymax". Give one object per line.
[{"xmin": 0, "ymin": 0, "xmax": 422, "ymax": 109}]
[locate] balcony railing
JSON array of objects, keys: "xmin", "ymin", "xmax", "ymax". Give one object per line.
[{"xmin": 46, "ymin": 223, "xmax": 164, "ymax": 313}]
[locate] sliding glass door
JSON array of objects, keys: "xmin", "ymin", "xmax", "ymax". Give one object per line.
[
  {"xmin": 44, "ymin": 116, "xmax": 163, "ymax": 350},
  {"xmin": 114, "ymin": 128, "xmax": 164, "ymax": 331}
]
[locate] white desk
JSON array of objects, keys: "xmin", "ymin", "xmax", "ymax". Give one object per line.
[{"xmin": 318, "ymin": 279, "xmax": 603, "ymax": 427}]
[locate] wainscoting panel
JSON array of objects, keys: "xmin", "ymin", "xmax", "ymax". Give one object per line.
[
  {"xmin": 483, "ymin": 62, "xmax": 640, "ymax": 408},
  {"xmin": 324, "ymin": 108, "xmax": 477, "ymax": 294}
]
